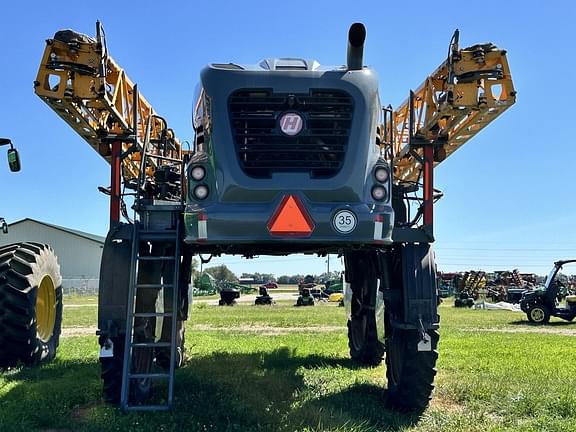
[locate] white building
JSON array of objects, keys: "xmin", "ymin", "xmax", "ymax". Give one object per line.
[{"xmin": 0, "ymin": 218, "xmax": 105, "ymax": 294}]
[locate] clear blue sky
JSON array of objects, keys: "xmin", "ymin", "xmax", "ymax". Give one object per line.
[{"xmin": 1, "ymin": 1, "xmax": 575, "ymax": 276}]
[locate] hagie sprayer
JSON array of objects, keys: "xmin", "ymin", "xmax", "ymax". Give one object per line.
[{"xmin": 32, "ymin": 22, "xmax": 515, "ymax": 411}]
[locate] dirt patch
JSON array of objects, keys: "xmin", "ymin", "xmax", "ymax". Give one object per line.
[
  {"xmin": 191, "ymin": 324, "xmax": 344, "ymax": 336},
  {"xmin": 64, "ymin": 304, "xmax": 97, "ymax": 308},
  {"xmin": 430, "ymin": 395, "xmax": 466, "ymax": 414},
  {"xmin": 460, "ymin": 327, "xmax": 576, "ymax": 336},
  {"xmin": 61, "ymin": 327, "xmax": 97, "ymax": 337},
  {"xmin": 60, "ymin": 324, "xmax": 345, "ymax": 337},
  {"xmin": 71, "ymin": 401, "xmax": 102, "ymax": 423}
]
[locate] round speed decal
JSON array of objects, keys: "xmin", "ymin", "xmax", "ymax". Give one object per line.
[{"xmin": 333, "ymin": 210, "xmax": 357, "ymax": 234}]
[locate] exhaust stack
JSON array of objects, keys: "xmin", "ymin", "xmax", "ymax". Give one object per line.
[{"xmin": 347, "ymin": 23, "xmax": 366, "ymax": 70}]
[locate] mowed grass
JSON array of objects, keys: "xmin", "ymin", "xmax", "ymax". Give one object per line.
[{"xmin": 1, "ymin": 299, "xmax": 576, "ymax": 431}]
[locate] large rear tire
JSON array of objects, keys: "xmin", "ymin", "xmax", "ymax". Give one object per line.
[
  {"xmin": 0, "ymin": 242, "xmax": 62, "ymax": 367},
  {"xmin": 155, "ymin": 320, "xmax": 186, "ymax": 370},
  {"xmin": 99, "ymin": 335, "xmax": 154, "ymax": 404},
  {"xmin": 98, "ymin": 238, "xmax": 157, "ymax": 404},
  {"xmin": 385, "ymin": 327, "xmax": 439, "ymax": 411},
  {"xmin": 100, "ymin": 335, "xmax": 124, "ymax": 404},
  {"xmin": 345, "ymin": 251, "xmax": 385, "ymax": 366}
]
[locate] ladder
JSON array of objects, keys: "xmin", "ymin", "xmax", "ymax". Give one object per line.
[
  {"xmin": 120, "ymin": 216, "xmax": 181, "ymax": 411},
  {"xmin": 120, "ymin": 114, "xmax": 184, "ymax": 411}
]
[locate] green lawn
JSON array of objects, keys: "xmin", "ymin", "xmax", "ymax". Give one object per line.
[{"xmin": 1, "ymin": 299, "xmax": 575, "ymax": 431}]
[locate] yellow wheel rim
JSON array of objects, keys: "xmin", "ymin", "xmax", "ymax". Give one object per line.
[{"xmin": 35, "ymin": 275, "xmax": 56, "ymax": 342}]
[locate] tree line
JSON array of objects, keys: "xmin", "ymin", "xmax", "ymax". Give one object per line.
[{"xmin": 199, "ymin": 265, "xmax": 341, "ymax": 285}]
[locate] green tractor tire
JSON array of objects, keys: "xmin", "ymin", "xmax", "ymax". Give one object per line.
[{"xmin": 0, "ymin": 242, "xmax": 63, "ymax": 367}]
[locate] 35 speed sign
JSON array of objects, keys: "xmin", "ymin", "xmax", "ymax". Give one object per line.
[{"xmin": 332, "ymin": 209, "xmax": 357, "ymax": 234}]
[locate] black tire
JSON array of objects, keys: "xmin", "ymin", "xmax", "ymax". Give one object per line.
[
  {"xmin": 98, "ymin": 238, "xmax": 157, "ymax": 405},
  {"xmin": 385, "ymin": 327, "xmax": 439, "ymax": 411},
  {"xmin": 100, "ymin": 336, "xmax": 124, "ymax": 404},
  {"xmin": 0, "ymin": 242, "xmax": 62, "ymax": 367},
  {"xmin": 527, "ymin": 304, "xmax": 551, "ymax": 324},
  {"xmin": 155, "ymin": 320, "xmax": 186, "ymax": 370},
  {"xmin": 347, "ymin": 314, "xmax": 384, "ymax": 366},
  {"xmin": 99, "ymin": 335, "xmax": 154, "ymax": 404},
  {"xmin": 345, "ymin": 251, "xmax": 385, "ymax": 366}
]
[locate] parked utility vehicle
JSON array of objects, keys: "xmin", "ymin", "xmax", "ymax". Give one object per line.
[{"xmin": 520, "ymin": 260, "xmax": 576, "ymax": 324}]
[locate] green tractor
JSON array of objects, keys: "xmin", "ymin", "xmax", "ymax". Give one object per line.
[
  {"xmin": 218, "ymin": 287, "xmax": 240, "ymax": 306},
  {"xmin": 255, "ymin": 286, "xmax": 274, "ymax": 305},
  {"xmin": 296, "ymin": 288, "xmax": 315, "ymax": 307}
]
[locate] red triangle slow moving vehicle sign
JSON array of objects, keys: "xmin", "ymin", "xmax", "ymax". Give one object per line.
[{"xmin": 267, "ymin": 195, "xmax": 315, "ymax": 236}]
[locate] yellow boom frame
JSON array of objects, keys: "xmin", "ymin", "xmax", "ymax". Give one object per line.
[
  {"xmin": 390, "ymin": 33, "xmax": 515, "ymax": 183},
  {"xmin": 34, "ymin": 25, "xmax": 181, "ymax": 180}
]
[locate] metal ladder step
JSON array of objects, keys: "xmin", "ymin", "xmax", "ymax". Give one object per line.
[
  {"xmin": 136, "ymin": 284, "xmax": 174, "ymax": 289},
  {"xmin": 125, "ymin": 405, "xmax": 171, "ymax": 412},
  {"xmin": 131, "ymin": 342, "xmax": 172, "ymax": 348},
  {"xmin": 137, "ymin": 256, "xmax": 176, "ymax": 261},
  {"xmin": 129, "ymin": 373, "xmax": 170, "ymax": 379},
  {"xmin": 133, "ymin": 312, "xmax": 174, "ymax": 318},
  {"xmin": 139, "ymin": 231, "xmax": 178, "ymax": 241}
]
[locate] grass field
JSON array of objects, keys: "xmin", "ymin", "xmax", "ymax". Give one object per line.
[{"xmin": 1, "ymin": 297, "xmax": 576, "ymax": 432}]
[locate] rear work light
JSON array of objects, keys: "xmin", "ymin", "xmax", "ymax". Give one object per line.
[
  {"xmin": 371, "ymin": 185, "xmax": 387, "ymax": 201},
  {"xmin": 374, "ymin": 166, "xmax": 389, "ymax": 183},
  {"xmin": 193, "ymin": 184, "xmax": 209, "ymax": 200},
  {"xmin": 191, "ymin": 165, "xmax": 206, "ymax": 181}
]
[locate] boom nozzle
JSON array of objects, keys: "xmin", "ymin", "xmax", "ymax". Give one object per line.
[{"xmin": 347, "ymin": 23, "xmax": 366, "ymax": 70}]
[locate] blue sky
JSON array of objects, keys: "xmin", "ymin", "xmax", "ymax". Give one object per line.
[{"xmin": 1, "ymin": 0, "xmax": 575, "ymax": 276}]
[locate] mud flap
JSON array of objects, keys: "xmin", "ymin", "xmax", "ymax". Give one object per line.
[
  {"xmin": 399, "ymin": 243, "xmax": 438, "ymax": 331},
  {"xmin": 382, "ymin": 243, "xmax": 439, "ymax": 337},
  {"xmin": 98, "ymin": 224, "xmax": 133, "ymax": 337}
]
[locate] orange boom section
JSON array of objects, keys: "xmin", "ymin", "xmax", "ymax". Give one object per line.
[
  {"xmin": 387, "ymin": 30, "xmax": 516, "ymax": 184},
  {"xmin": 34, "ymin": 22, "xmax": 182, "ymax": 181}
]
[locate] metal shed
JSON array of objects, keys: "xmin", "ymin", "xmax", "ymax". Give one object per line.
[{"xmin": 0, "ymin": 218, "xmax": 104, "ymax": 294}]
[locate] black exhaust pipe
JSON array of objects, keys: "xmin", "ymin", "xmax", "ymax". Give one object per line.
[{"xmin": 347, "ymin": 23, "xmax": 366, "ymax": 70}]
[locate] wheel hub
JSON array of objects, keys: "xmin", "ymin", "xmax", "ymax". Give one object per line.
[
  {"xmin": 531, "ymin": 308, "xmax": 544, "ymax": 322},
  {"xmin": 35, "ymin": 275, "xmax": 56, "ymax": 342}
]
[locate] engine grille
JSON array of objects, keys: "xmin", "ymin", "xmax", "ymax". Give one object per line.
[{"xmin": 229, "ymin": 89, "xmax": 353, "ymax": 178}]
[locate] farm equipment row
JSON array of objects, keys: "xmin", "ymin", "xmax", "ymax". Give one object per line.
[{"xmin": 441, "ymin": 269, "xmax": 540, "ymax": 307}]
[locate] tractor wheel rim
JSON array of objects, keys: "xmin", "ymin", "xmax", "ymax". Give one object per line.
[
  {"xmin": 531, "ymin": 308, "xmax": 544, "ymax": 322},
  {"xmin": 36, "ymin": 275, "xmax": 56, "ymax": 342}
]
